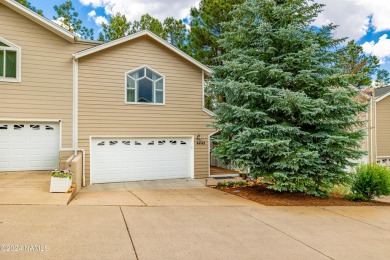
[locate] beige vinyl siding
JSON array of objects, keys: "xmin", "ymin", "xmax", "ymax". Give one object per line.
[
  {"xmin": 78, "ymin": 36, "xmax": 214, "ymax": 183},
  {"xmin": 0, "ymin": 3, "xmax": 96, "ymax": 148},
  {"xmin": 376, "ymin": 96, "xmax": 390, "ymax": 156}
]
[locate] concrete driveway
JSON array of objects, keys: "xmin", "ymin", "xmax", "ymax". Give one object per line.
[
  {"xmin": 0, "ymin": 171, "xmax": 72, "ymax": 205},
  {"xmin": 69, "ymin": 179, "xmax": 258, "ymax": 206},
  {"xmin": 0, "ymin": 178, "xmax": 390, "ymax": 259}
]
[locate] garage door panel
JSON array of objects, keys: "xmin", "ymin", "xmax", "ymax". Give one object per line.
[
  {"xmin": 0, "ymin": 162, "xmax": 8, "ymax": 168},
  {"xmin": 0, "ymin": 149, "xmax": 9, "ymax": 156},
  {"xmin": 0, "ymin": 135, "xmax": 10, "ymax": 144},
  {"xmin": 91, "ymin": 137, "xmax": 192, "ymax": 184},
  {"xmin": 0, "ymin": 122, "xmax": 60, "ymax": 171}
]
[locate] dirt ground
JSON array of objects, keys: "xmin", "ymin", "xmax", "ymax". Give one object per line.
[{"xmin": 214, "ymin": 184, "xmax": 390, "ymax": 206}]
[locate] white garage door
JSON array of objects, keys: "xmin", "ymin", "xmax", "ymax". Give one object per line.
[
  {"xmin": 0, "ymin": 122, "xmax": 60, "ymax": 171},
  {"xmin": 90, "ymin": 137, "xmax": 193, "ymax": 184}
]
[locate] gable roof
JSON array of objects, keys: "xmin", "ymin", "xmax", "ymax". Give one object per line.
[
  {"xmin": 1, "ymin": 0, "xmax": 77, "ymax": 42},
  {"xmin": 73, "ymin": 30, "xmax": 213, "ymax": 74},
  {"xmin": 375, "ymin": 85, "xmax": 390, "ymax": 102}
]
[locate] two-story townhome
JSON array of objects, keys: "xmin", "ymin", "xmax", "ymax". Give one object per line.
[{"xmin": 0, "ymin": 0, "xmax": 214, "ymax": 186}]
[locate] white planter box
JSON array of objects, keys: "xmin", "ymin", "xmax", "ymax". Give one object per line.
[{"xmin": 50, "ymin": 177, "xmax": 72, "ymax": 193}]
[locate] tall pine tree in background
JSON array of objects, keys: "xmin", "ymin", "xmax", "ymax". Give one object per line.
[
  {"xmin": 188, "ymin": 0, "xmax": 245, "ymax": 66},
  {"xmin": 375, "ymin": 69, "xmax": 390, "ymax": 87},
  {"xmin": 132, "ymin": 14, "xmax": 164, "ymax": 37},
  {"xmin": 98, "ymin": 13, "xmax": 187, "ymax": 50},
  {"xmin": 210, "ymin": 0, "xmax": 367, "ymax": 196},
  {"xmin": 189, "ymin": 0, "xmax": 245, "ymax": 109},
  {"xmin": 162, "ymin": 17, "xmax": 187, "ymax": 50},
  {"xmin": 98, "ymin": 13, "xmax": 131, "ymax": 42},
  {"xmin": 335, "ymin": 40, "xmax": 379, "ymax": 88},
  {"xmin": 53, "ymin": 1, "xmax": 94, "ymax": 40},
  {"xmin": 15, "ymin": 0, "xmax": 43, "ymax": 16}
]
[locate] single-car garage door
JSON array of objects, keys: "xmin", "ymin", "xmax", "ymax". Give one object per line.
[
  {"xmin": 90, "ymin": 137, "xmax": 193, "ymax": 184},
  {"xmin": 0, "ymin": 122, "xmax": 60, "ymax": 171}
]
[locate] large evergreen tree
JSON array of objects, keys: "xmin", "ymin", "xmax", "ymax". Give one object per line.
[{"xmin": 210, "ymin": 0, "xmax": 367, "ymax": 196}]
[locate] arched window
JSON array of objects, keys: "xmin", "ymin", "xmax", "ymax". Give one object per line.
[
  {"xmin": 126, "ymin": 66, "xmax": 164, "ymax": 104},
  {"xmin": 0, "ymin": 37, "xmax": 21, "ymax": 82}
]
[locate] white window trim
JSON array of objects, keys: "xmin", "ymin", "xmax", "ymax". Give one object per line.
[
  {"xmin": 0, "ymin": 36, "xmax": 21, "ymax": 83},
  {"xmin": 124, "ymin": 65, "xmax": 165, "ymax": 105}
]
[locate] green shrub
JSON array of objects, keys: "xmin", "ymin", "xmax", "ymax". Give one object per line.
[
  {"xmin": 348, "ymin": 164, "xmax": 390, "ymax": 201},
  {"xmin": 217, "ymin": 180, "xmax": 247, "ymax": 187},
  {"xmin": 345, "ymin": 193, "xmax": 369, "ymax": 202},
  {"xmin": 330, "ymin": 185, "xmax": 351, "ymax": 196}
]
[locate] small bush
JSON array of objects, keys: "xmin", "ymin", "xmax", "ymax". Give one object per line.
[
  {"xmin": 348, "ymin": 164, "xmax": 390, "ymax": 201},
  {"xmin": 217, "ymin": 180, "xmax": 247, "ymax": 188},
  {"xmin": 330, "ymin": 185, "xmax": 351, "ymax": 196},
  {"xmin": 345, "ymin": 193, "xmax": 369, "ymax": 202}
]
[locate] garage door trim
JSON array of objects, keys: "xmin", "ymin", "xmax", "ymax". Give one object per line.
[{"xmin": 89, "ymin": 135, "xmax": 195, "ymax": 185}]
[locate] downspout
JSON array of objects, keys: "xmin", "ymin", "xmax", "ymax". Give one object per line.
[
  {"xmin": 72, "ymin": 56, "xmax": 78, "ymax": 156},
  {"xmin": 374, "ymin": 92, "xmax": 377, "ymax": 163},
  {"xmin": 73, "ymin": 56, "xmax": 85, "ymax": 186},
  {"xmin": 78, "ymin": 148, "xmax": 86, "ymax": 187},
  {"xmin": 370, "ymin": 96, "xmax": 373, "ymax": 163}
]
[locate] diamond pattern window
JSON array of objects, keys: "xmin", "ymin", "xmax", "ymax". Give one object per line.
[{"xmin": 126, "ymin": 66, "xmax": 164, "ymax": 104}]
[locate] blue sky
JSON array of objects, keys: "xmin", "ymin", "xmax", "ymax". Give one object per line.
[{"xmin": 29, "ymin": 0, "xmax": 390, "ymax": 73}]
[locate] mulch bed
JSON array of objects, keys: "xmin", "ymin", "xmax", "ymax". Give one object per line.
[{"xmin": 214, "ymin": 183, "xmax": 390, "ymax": 206}]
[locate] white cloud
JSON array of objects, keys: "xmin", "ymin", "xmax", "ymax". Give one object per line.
[
  {"xmin": 362, "ymin": 34, "xmax": 390, "ymax": 64},
  {"xmin": 86, "ymin": 9, "xmax": 108, "ymax": 26},
  {"xmin": 314, "ymin": 0, "xmax": 390, "ymax": 40},
  {"xmin": 95, "ymin": 16, "xmax": 108, "ymax": 26},
  {"xmin": 52, "ymin": 17, "xmax": 74, "ymax": 31},
  {"xmin": 79, "ymin": 0, "xmax": 200, "ymax": 21},
  {"xmin": 87, "ymin": 10, "xmax": 96, "ymax": 20}
]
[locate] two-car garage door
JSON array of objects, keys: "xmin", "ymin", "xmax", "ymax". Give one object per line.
[
  {"xmin": 90, "ymin": 137, "xmax": 193, "ymax": 184},
  {"xmin": 0, "ymin": 122, "xmax": 60, "ymax": 171}
]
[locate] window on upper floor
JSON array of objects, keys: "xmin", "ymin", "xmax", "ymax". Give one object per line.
[
  {"xmin": 0, "ymin": 37, "xmax": 21, "ymax": 82},
  {"xmin": 126, "ymin": 66, "xmax": 164, "ymax": 104}
]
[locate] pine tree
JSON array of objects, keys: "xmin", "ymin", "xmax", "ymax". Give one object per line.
[
  {"xmin": 188, "ymin": 0, "xmax": 245, "ymax": 110},
  {"xmin": 53, "ymin": 1, "xmax": 94, "ymax": 40},
  {"xmin": 335, "ymin": 40, "xmax": 379, "ymax": 88},
  {"xmin": 375, "ymin": 69, "xmax": 390, "ymax": 87},
  {"xmin": 15, "ymin": 0, "xmax": 43, "ymax": 16},
  {"xmin": 188, "ymin": 0, "xmax": 245, "ymax": 66},
  {"xmin": 210, "ymin": 0, "xmax": 367, "ymax": 196},
  {"xmin": 99, "ymin": 13, "xmax": 131, "ymax": 42},
  {"xmin": 131, "ymin": 14, "xmax": 164, "ymax": 37},
  {"xmin": 162, "ymin": 17, "xmax": 187, "ymax": 50}
]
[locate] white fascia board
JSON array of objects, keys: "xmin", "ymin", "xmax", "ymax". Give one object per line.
[
  {"xmin": 1, "ymin": 0, "xmax": 76, "ymax": 43},
  {"xmin": 73, "ymin": 30, "xmax": 213, "ymax": 74},
  {"xmin": 203, "ymin": 107, "xmax": 215, "ymax": 116},
  {"xmin": 375, "ymin": 92, "xmax": 390, "ymax": 103}
]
